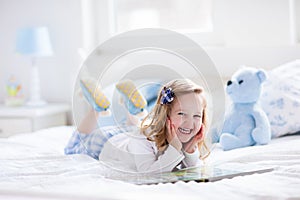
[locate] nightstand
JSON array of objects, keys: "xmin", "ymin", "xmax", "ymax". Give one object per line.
[{"xmin": 0, "ymin": 103, "xmax": 70, "ymax": 137}]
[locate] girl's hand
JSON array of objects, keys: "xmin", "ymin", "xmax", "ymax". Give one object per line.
[
  {"xmin": 183, "ymin": 124, "xmax": 205, "ymax": 153},
  {"xmin": 166, "ymin": 118, "xmax": 182, "ymax": 152}
]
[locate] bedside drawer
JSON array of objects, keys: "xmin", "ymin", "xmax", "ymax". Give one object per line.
[
  {"xmin": 0, "ymin": 118, "xmax": 32, "ymax": 137},
  {"xmin": 0, "ymin": 103, "xmax": 70, "ymax": 137}
]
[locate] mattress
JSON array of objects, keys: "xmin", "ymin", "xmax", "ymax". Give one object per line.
[{"xmin": 0, "ymin": 126, "xmax": 299, "ymax": 200}]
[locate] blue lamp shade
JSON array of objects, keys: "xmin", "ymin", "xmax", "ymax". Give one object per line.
[{"xmin": 16, "ymin": 26, "xmax": 53, "ymax": 57}]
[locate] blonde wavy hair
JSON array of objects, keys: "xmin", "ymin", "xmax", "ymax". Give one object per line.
[{"xmin": 141, "ymin": 79, "xmax": 210, "ymax": 160}]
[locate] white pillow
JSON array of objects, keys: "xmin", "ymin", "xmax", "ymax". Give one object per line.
[{"xmin": 260, "ymin": 60, "xmax": 300, "ymax": 138}]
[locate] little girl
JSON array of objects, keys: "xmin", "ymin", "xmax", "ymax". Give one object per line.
[{"xmin": 65, "ymin": 79, "xmax": 209, "ymax": 173}]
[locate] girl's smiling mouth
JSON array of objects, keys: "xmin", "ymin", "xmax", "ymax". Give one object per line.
[{"xmin": 178, "ymin": 127, "xmax": 192, "ymax": 134}]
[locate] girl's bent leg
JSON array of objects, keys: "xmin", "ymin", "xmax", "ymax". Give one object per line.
[{"xmin": 78, "ymin": 109, "xmax": 101, "ymax": 134}]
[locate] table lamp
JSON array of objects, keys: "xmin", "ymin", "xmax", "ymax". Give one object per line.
[{"xmin": 16, "ymin": 26, "xmax": 53, "ymax": 106}]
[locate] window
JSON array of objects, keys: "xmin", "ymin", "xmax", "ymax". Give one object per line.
[{"xmin": 114, "ymin": 0, "xmax": 213, "ymax": 34}]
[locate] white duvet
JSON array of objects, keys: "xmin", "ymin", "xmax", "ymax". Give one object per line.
[{"xmin": 0, "ymin": 126, "xmax": 299, "ymax": 200}]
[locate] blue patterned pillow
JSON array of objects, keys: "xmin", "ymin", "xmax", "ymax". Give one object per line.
[{"xmin": 260, "ymin": 60, "xmax": 300, "ymax": 138}]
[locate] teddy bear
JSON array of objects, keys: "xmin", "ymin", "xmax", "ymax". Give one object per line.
[{"xmin": 219, "ymin": 67, "xmax": 271, "ymax": 150}]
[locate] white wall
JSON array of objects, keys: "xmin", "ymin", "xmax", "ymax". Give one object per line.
[
  {"xmin": 296, "ymin": 0, "xmax": 300, "ymax": 42},
  {"xmin": 214, "ymin": 0, "xmax": 291, "ymax": 46},
  {"xmin": 205, "ymin": 45, "xmax": 300, "ymax": 78},
  {"xmin": 85, "ymin": 0, "xmax": 300, "ymax": 78},
  {"xmin": 195, "ymin": 0, "xmax": 300, "ymax": 77},
  {"xmin": 0, "ymin": 0, "xmax": 299, "ymax": 112},
  {"xmin": 0, "ymin": 0, "xmax": 82, "ymax": 105}
]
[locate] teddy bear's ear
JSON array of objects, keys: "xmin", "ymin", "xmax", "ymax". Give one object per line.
[{"xmin": 256, "ymin": 69, "xmax": 267, "ymax": 83}]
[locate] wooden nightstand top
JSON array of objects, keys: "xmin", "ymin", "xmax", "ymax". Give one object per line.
[{"xmin": 0, "ymin": 103, "xmax": 70, "ymax": 118}]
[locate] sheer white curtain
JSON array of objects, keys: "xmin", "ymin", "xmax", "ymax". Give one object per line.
[{"xmin": 114, "ymin": 0, "xmax": 213, "ymax": 34}]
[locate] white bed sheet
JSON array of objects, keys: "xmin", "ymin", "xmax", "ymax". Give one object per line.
[{"xmin": 0, "ymin": 126, "xmax": 299, "ymax": 200}]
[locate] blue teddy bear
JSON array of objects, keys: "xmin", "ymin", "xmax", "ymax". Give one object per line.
[{"xmin": 219, "ymin": 67, "xmax": 271, "ymax": 150}]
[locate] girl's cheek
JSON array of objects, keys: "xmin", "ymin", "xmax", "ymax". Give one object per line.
[
  {"xmin": 171, "ymin": 116, "xmax": 180, "ymax": 123},
  {"xmin": 195, "ymin": 122, "xmax": 202, "ymax": 132}
]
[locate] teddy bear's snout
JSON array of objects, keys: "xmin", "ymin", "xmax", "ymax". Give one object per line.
[{"xmin": 227, "ymin": 80, "xmax": 232, "ymax": 86}]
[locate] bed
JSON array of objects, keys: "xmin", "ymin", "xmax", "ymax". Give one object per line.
[
  {"xmin": 0, "ymin": 125, "xmax": 299, "ymax": 200},
  {"xmin": 1, "ymin": 59, "xmax": 300, "ymax": 199}
]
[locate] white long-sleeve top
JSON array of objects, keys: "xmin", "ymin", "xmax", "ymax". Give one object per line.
[{"xmin": 98, "ymin": 130, "xmax": 202, "ymax": 173}]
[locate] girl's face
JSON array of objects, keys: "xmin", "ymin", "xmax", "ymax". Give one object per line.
[{"xmin": 169, "ymin": 93, "xmax": 204, "ymax": 143}]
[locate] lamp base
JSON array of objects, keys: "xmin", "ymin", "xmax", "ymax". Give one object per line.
[
  {"xmin": 26, "ymin": 99, "xmax": 47, "ymax": 107},
  {"xmin": 27, "ymin": 63, "xmax": 47, "ymax": 107}
]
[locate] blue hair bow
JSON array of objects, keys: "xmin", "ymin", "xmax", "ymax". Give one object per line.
[{"xmin": 160, "ymin": 87, "xmax": 174, "ymax": 105}]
